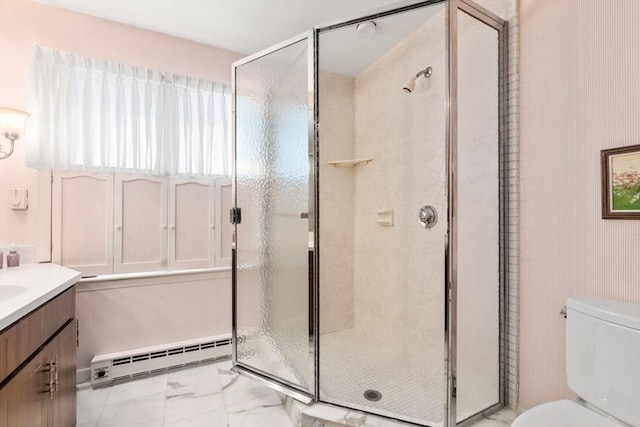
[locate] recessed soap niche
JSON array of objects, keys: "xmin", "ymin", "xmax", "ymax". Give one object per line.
[{"xmin": 375, "ymin": 209, "xmax": 394, "ymax": 226}]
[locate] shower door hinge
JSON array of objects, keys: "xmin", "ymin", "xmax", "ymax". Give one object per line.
[
  {"xmin": 450, "ymin": 374, "xmax": 457, "ymax": 398},
  {"xmin": 230, "ymin": 207, "xmax": 242, "ymax": 225}
]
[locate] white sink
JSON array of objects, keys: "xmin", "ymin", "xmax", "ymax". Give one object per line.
[{"xmin": 0, "ymin": 284, "xmax": 28, "ymax": 301}]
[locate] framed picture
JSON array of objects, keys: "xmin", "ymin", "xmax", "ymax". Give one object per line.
[{"xmin": 601, "ymin": 144, "xmax": 640, "ymax": 219}]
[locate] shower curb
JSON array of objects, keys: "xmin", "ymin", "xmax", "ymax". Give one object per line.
[{"xmin": 280, "ymin": 394, "xmax": 421, "ymax": 427}]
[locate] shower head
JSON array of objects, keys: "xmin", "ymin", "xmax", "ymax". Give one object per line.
[
  {"xmin": 402, "ymin": 66, "xmax": 433, "ymax": 93},
  {"xmin": 403, "ymin": 76, "xmax": 417, "ymax": 93}
]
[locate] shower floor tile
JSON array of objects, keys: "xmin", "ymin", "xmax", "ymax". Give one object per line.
[
  {"xmin": 319, "ymin": 328, "xmax": 444, "ymax": 425},
  {"xmin": 76, "ymin": 358, "xmax": 294, "ymax": 427}
]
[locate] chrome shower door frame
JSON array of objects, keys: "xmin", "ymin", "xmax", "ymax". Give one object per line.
[
  {"xmin": 231, "ymin": 30, "xmax": 317, "ymax": 404},
  {"xmin": 446, "ymin": 1, "xmax": 508, "ymax": 426}
]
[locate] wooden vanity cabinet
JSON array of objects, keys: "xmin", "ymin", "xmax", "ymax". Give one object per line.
[
  {"xmin": 47, "ymin": 320, "xmax": 77, "ymax": 427},
  {"xmin": 0, "ymin": 287, "xmax": 76, "ymax": 427},
  {"xmin": 0, "ymin": 347, "xmax": 46, "ymax": 427}
]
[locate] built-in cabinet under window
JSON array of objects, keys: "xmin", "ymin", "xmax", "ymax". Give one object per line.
[{"xmin": 52, "ymin": 172, "xmax": 232, "ymax": 277}]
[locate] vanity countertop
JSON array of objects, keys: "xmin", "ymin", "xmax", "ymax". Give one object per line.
[{"xmin": 0, "ymin": 263, "xmax": 81, "ymax": 331}]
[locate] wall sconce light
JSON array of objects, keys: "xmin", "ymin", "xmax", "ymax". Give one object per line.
[{"xmin": 0, "ymin": 107, "xmax": 30, "ymax": 160}]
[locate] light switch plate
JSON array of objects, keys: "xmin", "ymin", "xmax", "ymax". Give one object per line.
[{"xmin": 8, "ymin": 189, "xmax": 28, "ymax": 210}]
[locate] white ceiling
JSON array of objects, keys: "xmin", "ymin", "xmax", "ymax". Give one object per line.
[
  {"xmin": 319, "ymin": 5, "xmax": 439, "ymax": 77},
  {"xmin": 36, "ymin": 0, "xmax": 410, "ymax": 55}
]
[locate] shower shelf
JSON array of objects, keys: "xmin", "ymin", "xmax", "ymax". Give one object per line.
[{"xmin": 326, "ymin": 158, "xmax": 373, "ymax": 167}]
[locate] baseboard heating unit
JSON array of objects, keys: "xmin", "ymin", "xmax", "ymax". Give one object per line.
[{"xmin": 90, "ymin": 334, "xmax": 232, "ymax": 386}]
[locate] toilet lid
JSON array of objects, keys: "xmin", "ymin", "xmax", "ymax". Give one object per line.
[{"xmin": 512, "ymin": 400, "xmax": 624, "ymax": 427}]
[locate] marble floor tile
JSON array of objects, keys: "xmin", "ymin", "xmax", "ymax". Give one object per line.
[
  {"xmin": 469, "ymin": 408, "xmax": 519, "ymax": 426},
  {"xmin": 77, "ymin": 358, "xmax": 514, "ymax": 427},
  {"xmin": 218, "ymin": 364, "xmax": 239, "ymax": 389},
  {"xmin": 215, "ymin": 359, "xmax": 233, "ymax": 371},
  {"xmin": 105, "ymin": 373, "xmax": 168, "ymax": 405},
  {"xmin": 77, "ymin": 360, "xmax": 294, "ymax": 427},
  {"xmin": 167, "ymin": 362, "xmax": 221, "ymax": 389},
  {"xmin": 225, "ymin": 390, "xmax": 284, "ymax": 414},
  {"xmin": 76, "ymin": 407, "xmax": 103, "ymax": 427},
  {"xmin": 228, "ymin": 405, "xmax": 296, "ymax": 427},
  {"xmin": 222, "ymin": 375, "xmax": 279, "ymax": 407},
  {"xmin": 163, "ymin": 409, "xmax": 229, "ymax": 427},
  {"xmin": 222, "ymin": 370, "xmax": 258, "ymax": 391},
  {"xmin": 164, "ymin": 383, "xmax": 226, "ymax": 425},
  {"xmin": 167, "ymin": 374, "xmax": 222, "ymax": 398},
  {"xmin": 98, "ymin": 392, "xmax": 166, "ymax": 427},
  {"xmin": 77, "ymin": 386, "xmax": 112, "ymax": 411}
]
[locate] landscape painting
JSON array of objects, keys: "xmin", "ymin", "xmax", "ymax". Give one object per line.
[{"xmin": 602, "ymin": 144, "xmax": 640, "ymax": 219}]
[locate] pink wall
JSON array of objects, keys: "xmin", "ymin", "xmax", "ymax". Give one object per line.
[
  {"xmin": 519, "ymin": 0, "xmax": 640, "ymax": 410},
  {"xmin": 0, "ymin": 0, "xmax": 242, "ymax": 249}
]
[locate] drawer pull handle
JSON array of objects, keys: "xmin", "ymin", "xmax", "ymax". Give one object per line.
[
  {"xmin": 43, "ymin": 360, "xmax": 57, "ymax": 399},
  {"xmin": 53, "ymin": 357, "xmax": 59, "ymax": 392}
]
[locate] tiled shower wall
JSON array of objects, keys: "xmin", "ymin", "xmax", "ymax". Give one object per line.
[
  {"xmin": 352, "ymin": 8, "xmax": 448, "ymax": 372},
  {"xmin": 506, "ymin": 0, "xmax": 519, "ymax": 410},
  {"xmin": 477, "ymin": 0, "xmax": 520, "ymax": 409},
  {"xmin": 319, "ymin": 71, "xmax": 356, "ymax": 335},
  {"xmin": 480, "ymin": 0, "xmax": 520, "ymax": 409},
  {"xmin": 318, "ymin": 0, "xmax": 521, "ymax": 411}
]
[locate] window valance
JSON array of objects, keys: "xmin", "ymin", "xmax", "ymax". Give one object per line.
[{"xmin": 26, "ymin": 45, "xmax": 231, "ymax": 177}]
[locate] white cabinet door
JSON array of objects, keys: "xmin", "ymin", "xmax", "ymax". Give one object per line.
[
  {"xmin": 168, "ymin": 180, "xmax": 216, "ymax": 270},
  {"xmin": 114, "ymin": 176, "xmax": 168, "ymax": 273},
  {"xmin": 52, "ymin": 172, "xmax": 113, "ymax": 276},
  {"xmin": 215, "ymin": 179, "xmax": 233, "ymax": 267}
]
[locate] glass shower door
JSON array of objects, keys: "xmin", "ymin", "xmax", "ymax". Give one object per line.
[{"xmin": 232, "ymin": 34, "xmax": 314, "ymax": 400}]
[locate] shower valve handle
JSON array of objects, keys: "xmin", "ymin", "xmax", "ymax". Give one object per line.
[{"xmin": 419, "ymin": 205, "xmax": 438, "ymax": 229}]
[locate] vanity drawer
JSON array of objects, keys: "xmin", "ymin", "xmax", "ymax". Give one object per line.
[
  {"xmin": 43, "ymin": 287, "xmax": 75, "ymax": 340},
  {"xmin": 0, "ymin": 287, "xmax": 75, "ymax": 385}
]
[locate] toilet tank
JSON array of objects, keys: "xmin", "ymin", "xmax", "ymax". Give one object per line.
[{"xmin": 566, "ymin": 297, "xmax": 640, "ymax": 427}]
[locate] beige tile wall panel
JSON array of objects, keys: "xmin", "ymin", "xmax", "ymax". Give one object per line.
[
  {"xmin": 352, "ymin": 12, "xmax": 447, "ymax": 372},
  {"xmin": 318, "ymin": 71, "xmax": 356, "ymax": 335}
]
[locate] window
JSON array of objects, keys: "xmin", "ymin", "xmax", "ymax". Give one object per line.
[
  {"xmin": 28, "ymin": 46, "xmax": 233, "ymax": 276},
  {"xmin": 27, "ymin": 45, "xmax": 230, "ymax": 177}
]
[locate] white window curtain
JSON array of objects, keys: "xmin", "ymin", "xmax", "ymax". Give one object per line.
[{"xmin": 26, "ymin": 45, "xmax": 231, "ymax": 177}]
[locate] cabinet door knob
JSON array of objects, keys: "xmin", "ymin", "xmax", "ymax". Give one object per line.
[
  {"xmin": 169, "ymin": 224, "xmax": 175, "ymax": 230},
  {"xmin": 115, "ymin": 225, "xmax": 122, "ymax": 231}
]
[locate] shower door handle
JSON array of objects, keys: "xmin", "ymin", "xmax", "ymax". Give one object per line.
[{"xmin": 419, "ymin": 205, "xmax": 438, "ymax": 229}]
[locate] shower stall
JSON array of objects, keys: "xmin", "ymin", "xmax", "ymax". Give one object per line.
[{"xmin": 231, "ymin": 0, "xmax": 509, "ymax": 425}]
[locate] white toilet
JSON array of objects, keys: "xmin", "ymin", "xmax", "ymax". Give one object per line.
[{"xmin": 513, "ymin": 297, "xmax": 640, "ymax": 427}]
